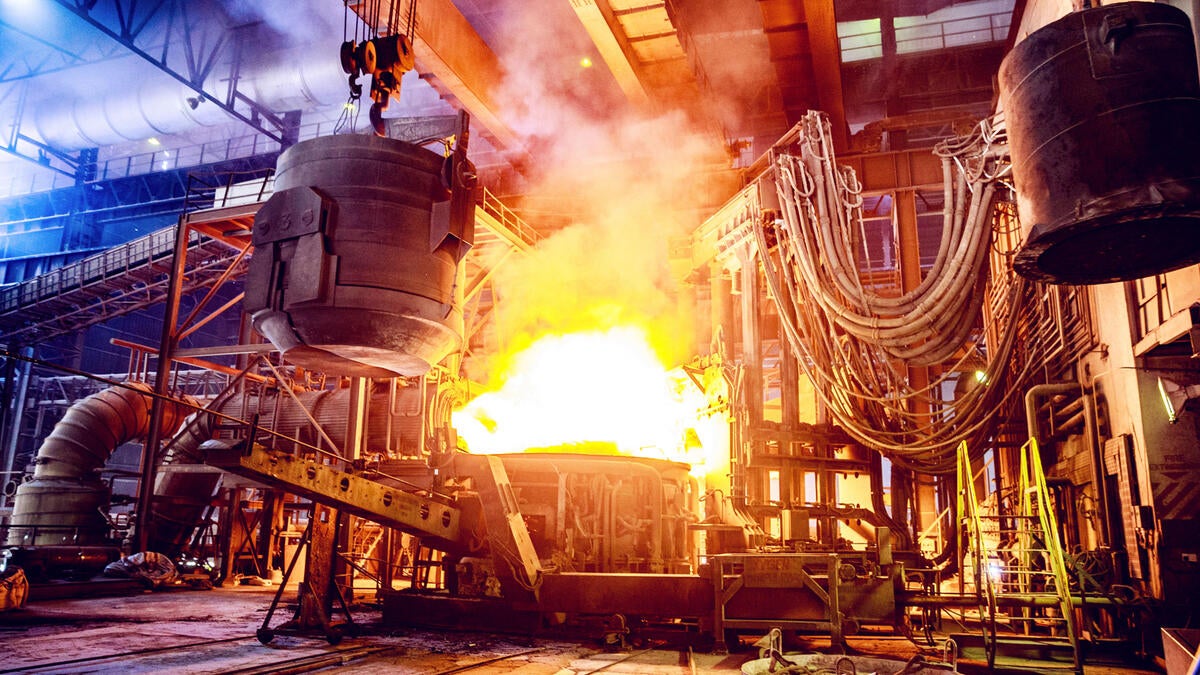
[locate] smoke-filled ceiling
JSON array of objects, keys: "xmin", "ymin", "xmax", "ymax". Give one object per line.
[{"xmin": 1, "ymin": 0, "xmax": 1015, "ymax": 200}]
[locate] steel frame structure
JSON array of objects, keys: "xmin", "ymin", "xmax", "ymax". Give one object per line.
[
  {"xmin": 0, "ymin": 0, "xmax": 297, "ymax": 180},
  {"xmin": 51, "ymin": 0, "xmax": 294, "ymax": 144}
]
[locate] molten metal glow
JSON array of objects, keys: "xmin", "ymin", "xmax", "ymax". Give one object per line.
[{"xmin": 453, "ymin": 327, "xmax": 709, "ymax": 470}]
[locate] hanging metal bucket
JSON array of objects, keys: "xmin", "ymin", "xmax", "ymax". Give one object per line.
[
  {"xmin": 246, "ymin": 134, "xmax": 473, "ymax": 377},
  {"xmin": 1000, "ymin": 2, "xmax": 1200, "ymax": 284}
]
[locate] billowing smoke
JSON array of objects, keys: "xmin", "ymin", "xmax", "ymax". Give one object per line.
[
  {"xmin": 471, "ymin": 0, "xmax": 726, "ymax": 381},
  {"xmin": 224, "ymin": 0, "xmax": 347, "ymax": 50}
]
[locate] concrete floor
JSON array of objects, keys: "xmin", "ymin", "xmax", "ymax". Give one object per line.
[
  {"xmin": 0, "ymin": 584, "xmax": 1166, "ymax": 674},
  {"xmin": 0, "ymin": 585, "xmax": 751, "ymax": 674}
]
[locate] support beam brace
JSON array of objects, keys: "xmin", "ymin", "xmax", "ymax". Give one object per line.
[{"xmin": 206, "ymin": 441, "xmax": 470, "ymax": 555}]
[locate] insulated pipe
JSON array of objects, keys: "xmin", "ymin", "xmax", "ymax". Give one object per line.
[
  {"xmin": 1081, "ymin": 390, "xmax": 1113, "ymax": 547},
  {"xmin": 869, "ymin": 451, "xmax": 911, "ymax": 550},
  {"xmin": 1024, "ymin": 382, "xmax": 1080, "ymax": 446},
  {"xmin": 771, "ymin": 136, "xmax": 996, "ymax": 363},
  {"xmin": 5, "ymin": 383, "xmax": 197, "ymax": 547},
  {"xmin": 778, "ymin": 117, "xmax": 985, "ymax": 316}
]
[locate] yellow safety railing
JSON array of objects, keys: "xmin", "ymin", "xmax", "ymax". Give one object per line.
[{"xmin": 956, "ymin": 439, "xmax": 1081, "ymax": 673}]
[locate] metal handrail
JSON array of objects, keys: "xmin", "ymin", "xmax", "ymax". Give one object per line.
[{"xmin": 478, "ymin": 187, "xmax": 540, "ymax": 248}]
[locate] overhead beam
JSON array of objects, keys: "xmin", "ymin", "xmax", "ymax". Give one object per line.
[
  {"xmin": 756, "ymin": 0, "xmax": 847, "ymax": 150},
  {"xmin": 0, "ymin": 12, "xmax": 127, "ymax": 84},
  {"xmin": 800, "ymin": 0, "xmax": 848, "ymax": 151},
  {"xmin": 51, "ymin": 0, "xmax": 291, "ymax": 143},
  {"xmin": 407, "ymin": 0, "xmax": 522, "ymax": 151},
  {"xmin": 569, "ymin": 0, "xmax": 651, "ymax": 106}
]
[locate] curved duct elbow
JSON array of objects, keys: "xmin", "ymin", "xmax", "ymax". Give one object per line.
[
  {"xmin": 7, "ymin": 379, "xmax": 430, "ymax": 555},
  {"xmin": 21, "ymin": 383, "xmax": 196, "ymax": 482},
  {"xmin": 5, "ymin": 383, "xmax": 196, "ymax": 547}
]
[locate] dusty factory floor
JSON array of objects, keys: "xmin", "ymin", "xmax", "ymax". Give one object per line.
[
  {"xmin": 0, "ymin": 584, "xmax": 748, "ymax": 674},
  {"xmin": 0, "ymin": 584, "xmax": 1166, "ymax": 674}
]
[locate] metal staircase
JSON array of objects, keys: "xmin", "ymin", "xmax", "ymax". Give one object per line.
[
  {"xmin": 957, "ymin": 439, "xmax": 1081, "ymax": 673},
  {"xmin": 0, "ymin": 185, "xmax": 536, "ymax": 351},
  {"xmin": 0, "ymin": 213, "xmax": 252, "ymax": 345}
]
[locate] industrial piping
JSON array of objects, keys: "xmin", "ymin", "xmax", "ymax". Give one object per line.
[
  {"xmin": 6, "ymin": 381, "xmax": 430, "ymax": 555},
  {"xmin": 5, "ymin": 382, "xmax": 197, "ymax": 547}
]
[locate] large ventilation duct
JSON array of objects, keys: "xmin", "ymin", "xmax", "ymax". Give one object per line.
[
  {"xmin": 6, "ymin": 382, "xmax": 429, "ymax": 558},
  {"xmin": 4, "ymin": 383, "xmax": 196, "ymax": 548},
  {"xmin": 999, "ymin": 2, "xmax": 1200, "ymax": 284},
  {"xmin": 245, "ymin": 134, "xmax": 474, "ymax": 377},
  {"xmin": 30, "ymin": 44, "xmax": 453, "ymax": 153},
  {"xmin": 31, "ymin": 48, "xmax": 351, "ymax": 151}
]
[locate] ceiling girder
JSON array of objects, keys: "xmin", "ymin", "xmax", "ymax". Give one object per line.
[
  {"xmin": 52, "ymin": 0, "xmax": 292, "ymax": 143},
  {"xmin": 755, "ymin": 0, "xmax": 847, "ymax": 150},
  {"xmin": 407, "ymin": 0, "xmax": 521, "ymax": 151},
  {"xmin": 0, "ymin": 10, "xmax": 134, "ymax": 84},
  {"xmin": 570, "ymin": 0, "xmax": 651, "ymax": 106},
  {"xmin": 799, "ymin": 0, "xmax": 847, "ymax": 150}
]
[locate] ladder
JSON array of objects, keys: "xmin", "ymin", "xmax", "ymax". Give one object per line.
[{"xmin": 956, "ymin": 440, "xmax": 1081, "ymax": 673}]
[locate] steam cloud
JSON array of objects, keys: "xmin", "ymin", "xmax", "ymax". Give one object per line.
[{"xmin": 472, "ymin": 0, "xmax": 727, "ymax": 381}]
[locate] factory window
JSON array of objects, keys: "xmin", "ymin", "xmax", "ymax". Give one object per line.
[
  {"xmin": 893, "ymin": 1, "xmax": 1013, "ymax": 55},
  {"xmin": 915, "ymin": 190, "xmax": 945, "ymax": 269},
  {"xmin": 1133, "ymin": 274, "xmax": 1170, "ymax": 341},
  {"xmin": 838, "ymin": 18, "xmax": 883, "ymax": 62},
  {"xmin": 984, "ymin": 448, "xmax": 997, "ymax": 497},
  {"xmin": 768, "ymin": 469, "xmax": 781, "ymax": 503},
  {"xmin": 859, "ymin": 194, "xmax": 895, "ymax": 279},
  {"xmin": 837, "ymin": 0, "xmax": 1013, "ymax": 63}
]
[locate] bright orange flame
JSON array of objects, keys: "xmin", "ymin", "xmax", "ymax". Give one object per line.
[{"xmin": 453, "ymin": 327, "xmax": 711, "ymax": 472}]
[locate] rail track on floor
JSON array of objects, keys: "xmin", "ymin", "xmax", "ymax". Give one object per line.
[{"xmin": 3, "ymin": 634, "xmax": 398, "ymax": 675}]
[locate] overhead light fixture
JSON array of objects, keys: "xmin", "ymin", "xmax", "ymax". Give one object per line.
[
  {"xmin": 580, "ymin": 56, "xmax": 593, "ymax": 68},
  {"xmin": 147, "ymin": 137, "xmax": 161, "ymax": 146},
  {"xmin": 1157, "ymin": 376, "xmax": 1200, "ymax": 424}
]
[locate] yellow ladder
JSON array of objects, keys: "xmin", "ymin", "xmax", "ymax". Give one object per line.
[
  {"xmin": 956, "ymin": 440, "xmax": 1081, "ymax": 673},
  {"xmin": 1016, "ymin": 438, "xmax": 1080, "ymax": 671}
]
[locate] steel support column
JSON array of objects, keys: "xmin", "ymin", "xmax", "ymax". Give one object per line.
[
  {"xmin": 736, "ymin": 250, "xmax": 763, "ymax": 505},
  {"xmin": 134, "ymin": 213, "xmax": 189, "ymax": 553},
  {"xmin": 0, "ymin": 346, "xmax": 33, "ymax": 510},
  {"xmin": 130, "ymin": 202, "xmax": 254, "ymax": 552},
  {"xmin": 895, "ymin": 189, "xmax": 930, "ymax": 538}
]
